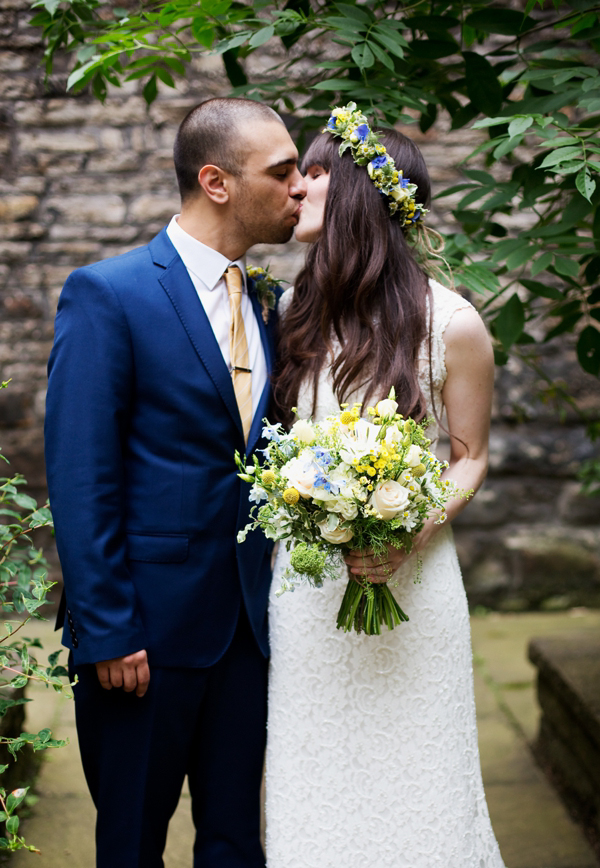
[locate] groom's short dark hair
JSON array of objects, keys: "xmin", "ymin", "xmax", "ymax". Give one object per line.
[{"xmin": 174, "ymin": 97, "xmax": 284, "ymax": 201}]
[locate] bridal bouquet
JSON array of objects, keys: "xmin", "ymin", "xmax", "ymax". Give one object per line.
[{"xmin": 236, "ymin": 390, "xmax": 467, "ymax": 635}]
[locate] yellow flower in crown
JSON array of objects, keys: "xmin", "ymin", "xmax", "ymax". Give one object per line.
[{"xmin": 323, "ymin": 101, "xmax": 428, "ymax": 230}]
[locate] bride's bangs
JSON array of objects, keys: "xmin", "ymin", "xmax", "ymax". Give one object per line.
[{"xmin": 300, "ymin": 134, "xmax": 336, "ymax": 174}]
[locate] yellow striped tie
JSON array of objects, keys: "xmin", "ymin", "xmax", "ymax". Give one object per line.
[{"xmin": 224, "ymin": 266, "xmax": 253, "ymax": 443}]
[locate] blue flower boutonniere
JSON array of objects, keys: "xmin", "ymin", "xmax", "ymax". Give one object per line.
[{"xmin": 247, "ymin": 265, "xmax": 286, "ymax": 325}]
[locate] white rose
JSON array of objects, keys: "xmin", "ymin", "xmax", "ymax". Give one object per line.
[
  {"xmin": 290, "ymin": 419, "xmax": 316, "ymax": 444},
  {"xmin": 390, "ymin": 186, "xmax": 410, "ymax": 203},
  {"xmin": 376, "ymin": 398, "xmax": 398, "ymax": 418},
  {"xmin": 370, "ymin": 480, "xmax": 411, "ymax": 520},
  {"xmin": 385, "ymin": 427, "xmax": 402, "ymax": 447},
  {"xmin": 405, "ymin": 444, "xmax": 422, "ymax": 467},
  {"xmin": 282, "ymin": 456, "xmax": 318, "ymax": 499},
  {"xmin": 317, "ymin": 521, "xmax": 354, "ymax": 544},
  {"xmin": 327, "ymin": 498, "xmax": 359, "ymax": 521}
]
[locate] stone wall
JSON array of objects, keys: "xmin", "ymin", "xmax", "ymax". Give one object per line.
[{"xmin": 1, "ymin": 0, "xmax": 599, "ymax": 607}]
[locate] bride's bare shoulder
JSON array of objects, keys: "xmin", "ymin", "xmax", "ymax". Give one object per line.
[{"xmin": 277, "ymin": 286, "xmax": 295, "ymax": 318}]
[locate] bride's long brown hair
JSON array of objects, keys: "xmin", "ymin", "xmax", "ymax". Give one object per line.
[{"xmin": 273, "ymin": 128, "xmax": 433, "ymax": 428}]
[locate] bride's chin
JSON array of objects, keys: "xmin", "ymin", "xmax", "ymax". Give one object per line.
[{"xmin": 294, "ymin": 222, "xmax": 321, "ymax": 243}]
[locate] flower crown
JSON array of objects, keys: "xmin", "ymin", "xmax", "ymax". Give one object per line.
[{"xmin": 324, "ymin": 102, "xmax": 428, "ymax": 229}]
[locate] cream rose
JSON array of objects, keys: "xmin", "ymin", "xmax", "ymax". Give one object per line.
[
  {"xmin": 317, "ymin": 521, "xmax": 354, "ymax": 544},
  {"xmin": 290, "ymin": 419, "xmax": 316, "ymax": 445},
  {"xmin": 405, "ymin": 444, "xmax": 422, "ymax": 467},
  {"xmin": 370, "ymin": 480, "xmax": 411, "ymax": 520},
  {"xmin": 281, "ymin": 456, "xmax": 318, "ymax": 499},
  {"xmin": 376, "ymin": 398, "xmax": 398, "ymax": 418}
]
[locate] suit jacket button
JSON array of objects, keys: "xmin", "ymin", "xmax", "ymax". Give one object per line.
[{"xmin": 71, "ymin": 637, "xmax": 79, "ymax": 648}]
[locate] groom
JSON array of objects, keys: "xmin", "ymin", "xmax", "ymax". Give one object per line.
[{"xmin": 44, "ymin": 97, "xmax": 306, "ymax": 867}]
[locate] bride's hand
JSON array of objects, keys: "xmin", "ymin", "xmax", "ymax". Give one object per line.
[{"xmin": 344, "ymin": 519, "xmax": 438, "ymax": 582}]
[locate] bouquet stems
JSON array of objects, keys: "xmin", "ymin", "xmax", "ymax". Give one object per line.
[{"xmin": 336, "ymin": 578, "xmax": 409, "ymax": 635}]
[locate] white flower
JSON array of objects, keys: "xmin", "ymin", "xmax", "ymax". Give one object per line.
[
  {"xmin": 400, "ymin": 509, "xmax": 420, "ymax": 531},
  {"xmin": 385, "ymin": 426, "xmax": 402, "ymax": 447},
  {"xmin": 317, "ymin": 521, "xmax": 354, "ymax": 544},
  {"xmin": 249, "ymin": 484, "xmax": 267, "ymax": 504},
  {"xmin": 370, "ymin": 480, "xmax": 411, "ymax": 520},
  {"xmin": 390, "ymin": 186, "xmax": 410, "ymax": 203},
  {"xmin": 281, "ymin": 454, "xmax": 318, "ymax": 499},
  {"xmin": 376, "ymin": 398, "xmax": 398, "ymax": 418},
  {"xmin": 290, "ymin": 419, "xmax": 316, "ymax": 445},
  {"xmin": 338, "ymin": 419, "xmax": 381, "ymax": 464},
  {"xmin": 326, "ymin": 497, "xmax": 359, "ymax": 521},
  {"xmin": 405, "ymin": 444, "xmax": 422, "ymax": 467}
]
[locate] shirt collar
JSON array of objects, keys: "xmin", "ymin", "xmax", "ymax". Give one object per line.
[{"xmin": 167, "ymin": 215, "xmax": 247, "ymax": 292}]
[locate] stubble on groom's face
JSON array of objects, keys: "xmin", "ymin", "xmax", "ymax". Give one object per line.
[{"xmin": 230, "ymin": 121, "xmax": 306, "ymax": 247}]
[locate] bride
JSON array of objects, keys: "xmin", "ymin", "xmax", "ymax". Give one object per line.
[{"xmin": 265, "ymin": 105, "xmax": 505, "ymax": 868}]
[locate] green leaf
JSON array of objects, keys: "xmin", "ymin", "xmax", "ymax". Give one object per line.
[
  {"xmin": 351, "ymin": 42, "xmax": 374, "ymax": 69},
  {"xmin": 336, "ymin": 4, "xmax": 371, "ymax": 24},
  {"xmin": 508, "ymin": 116, "xmax": 534, "ymax": 138},
  {"xmin": 368, "ymin": 41, "xmax": 394, "ymax": 71},
  {"xmin": 577, "ymin": 325, "xmax": 600, "ymax": 376},
  {"xmin": 553, "ymin": 256, "xmax": 579, "ymax": 278},
  {"xmin": 539, "ymin": 146, "xmax": 583, "ymax": 169},
  {"xmin": 5, "ymin": 815, "xmax": 19, "ymax": 835},
  {"xmin": 372, "ymin": 27, "xmax": 406, "ymax": 59},
  {"xmin": 142, "ymin": 74, "xmax": 157, "ymax": 105},
  {"xmin": 11, "ymin": 493, "xmax": 37, "ymax": 511},
  {"xmin": 463, "ymin": 52, "xmax": 503, "ymax": 115},
  {"xmin": 494, "ymin": 293, "xmax": 525, "ymax": 350},
  {"xmin": 576, "ymin": 167, "xmax": 597, "ymax": 202},
  {"xmin": 249, "ymin": 25, "xmax": 275, "ymax": 48},
  {"xmin": 530, "ymin": 252, "xmax": 554, "ymax": 277},
  {"xmin": 520, "ymin": 278, "xmax": 563, "ymax": 300},
  {"xmin": 312, "ymin": 78, "xmax": 356, "ymax": 91},
  {"xmin": 465, "ymin": 9, "xmax": 536, "ymax": 36}
]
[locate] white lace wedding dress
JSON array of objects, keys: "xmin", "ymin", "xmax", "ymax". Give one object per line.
[{"xmin": 265, "ymin": 280, "xmax": 506, "ymax": 868}]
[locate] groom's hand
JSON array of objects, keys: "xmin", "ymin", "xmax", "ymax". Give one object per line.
[{"xmin": 95, "ymin": 650, "xmax": 150, "ymax": 698}]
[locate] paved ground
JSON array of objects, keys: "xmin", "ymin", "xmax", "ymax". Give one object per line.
[{"xmin": 7, "ymin": 609, "xmax": 600, "ymax": 867}]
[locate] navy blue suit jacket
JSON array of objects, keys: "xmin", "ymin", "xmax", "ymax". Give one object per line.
[{"xmin": 45, "ymin": 228, "xmax": 278, "ymax": 667}]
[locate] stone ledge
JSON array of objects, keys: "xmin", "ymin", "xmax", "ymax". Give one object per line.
[{"xmin": 529, "ymin": 633, "xmax": 600, "ymax": 839}]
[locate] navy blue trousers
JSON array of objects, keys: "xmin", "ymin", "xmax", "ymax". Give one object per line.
[{"xmin": 70, "ymin": 611, "xmax": 268, "ymax": 868}]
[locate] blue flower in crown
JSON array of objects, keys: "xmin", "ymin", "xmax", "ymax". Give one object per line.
[
  {"xmin": 322, "ymin": 101, "xmax": 429, "ymax": 229},
  {"xmin": 371, "ymin": 155, "xmax": 388, "ymax": 169}
]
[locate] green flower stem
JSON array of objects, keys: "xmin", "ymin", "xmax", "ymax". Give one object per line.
[{"xmin": 336, "ymin": 579, "xmax": 409, "ymax": 635}]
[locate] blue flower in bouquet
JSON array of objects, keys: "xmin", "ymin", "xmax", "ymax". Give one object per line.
[
  {"xmin": 314, "ymin": 473, "xmax": 340, "ymax": 495},
  {"xmin": 314, "ymin": 448, "xmax": 334, "ymax": 468},
  {"xmin": 327, "ymin": 115, "xmax": 337, "ymax": 130},
  {"xmin": 262, "ymin": 424, "xmax": 282, "ymax": 443}
]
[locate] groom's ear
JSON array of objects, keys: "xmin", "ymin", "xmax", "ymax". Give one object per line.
[{"xmin": 197, "ymin": 164, "xmax": 231, "ymax": 205}]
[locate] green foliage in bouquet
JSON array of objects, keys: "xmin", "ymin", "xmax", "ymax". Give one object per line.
[
  {"xmin": 236, "ymin": 389, "xmax": 471, "ymax": 635},
  {"xmin": 0, "ymin": 381, "xmax": 73, "ymax": 854}
]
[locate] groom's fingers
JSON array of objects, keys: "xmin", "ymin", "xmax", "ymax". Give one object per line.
[{"xmin": 95, "ymin": 650, "xmax": 150, "ymax": 697}]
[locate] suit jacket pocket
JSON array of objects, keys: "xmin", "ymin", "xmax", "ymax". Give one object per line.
[{"xmin": 126, "ymin": 532, "xmax": 189, "ymax": 563}]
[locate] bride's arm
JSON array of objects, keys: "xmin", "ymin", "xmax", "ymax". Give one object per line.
[{"xmin": 345, "ymin": 305, "xmax": 494, "ymax": 581}]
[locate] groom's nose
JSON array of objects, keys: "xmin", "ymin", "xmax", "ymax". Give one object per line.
[{"xmin": 289, "ymin": 167, "xmax": 307, "ymax": 199}]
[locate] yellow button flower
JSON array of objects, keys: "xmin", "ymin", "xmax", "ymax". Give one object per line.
[
  {"xmin": 262, "ymin": 469, "xmax": 276, "ymax": 486},
  {"xmin": 413, "ymin": 464, "xmax": 426, "ymax": 477},
  {"xmin": 340, "ymin": 410, "xmax": 355, "ymax": 425},
  {"xmin": 283, "ymin": 488, "xmax": 300, "ymax": 505}
]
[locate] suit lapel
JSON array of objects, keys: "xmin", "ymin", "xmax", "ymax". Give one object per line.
[{"xmin": 150, "ymin": 230, "xmax": 244, "ymax": 439}]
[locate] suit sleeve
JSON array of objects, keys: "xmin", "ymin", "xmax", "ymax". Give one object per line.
[{"xmin": 45, "ymin": 267, "xmax": 147, "ymax": 665}]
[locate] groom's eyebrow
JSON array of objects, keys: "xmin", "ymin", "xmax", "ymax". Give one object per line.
[{"xmin": 267, "ymin": 157, "xmax": 299, "ymax": 170}]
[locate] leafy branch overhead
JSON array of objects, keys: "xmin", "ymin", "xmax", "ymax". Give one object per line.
[{"xmin": 29, "ymin": 0, "xmax": 600, "ymax": 387}]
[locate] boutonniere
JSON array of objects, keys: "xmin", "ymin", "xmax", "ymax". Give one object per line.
[{"xmin": 247, "ymin": 265, "xmax": 286, "ymax": 325}]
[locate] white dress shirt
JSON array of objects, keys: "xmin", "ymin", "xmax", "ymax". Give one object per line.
[{"xmin": 166, "ymin": 216, "xmax": 268, "ymax": 420}]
